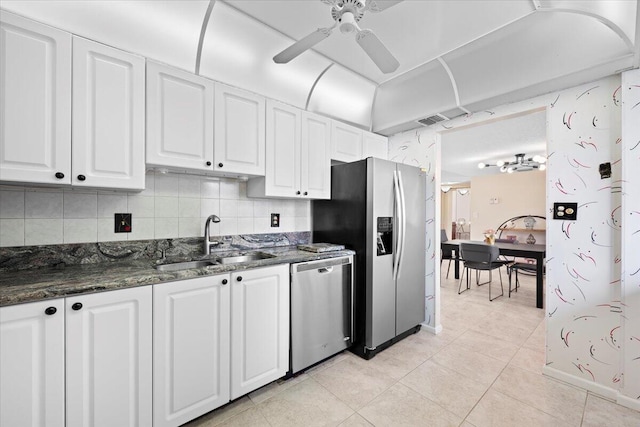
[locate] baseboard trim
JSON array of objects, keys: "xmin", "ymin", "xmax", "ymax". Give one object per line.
[
  {"xmin": 542, "ymin": 365, "xmax": 617, "ymax": 399},
  {"xmin": 421, "ymin": 323, "xmax": 443, "ymax": 334},
  {"xmin": 616, "ymin": 394, "xmax": 640, "ymax": 411}
]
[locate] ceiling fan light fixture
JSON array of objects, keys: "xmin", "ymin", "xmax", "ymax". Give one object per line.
[
  {"xmin": 539, "ymin": 164, "xmax": 547, "ymax": 171},
  {"xmin": 507, "ymin": 167, "xmax": 515, "ymax": 173},
  {"xmin": 496, "ymin": 160, "xmax": 505, "ymax": 167},
  {"xmin": 478, "ymin": 162, "xmax": 486, "ymax": 169}
]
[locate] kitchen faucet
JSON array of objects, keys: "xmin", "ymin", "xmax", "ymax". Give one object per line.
[{"xmin": 204, "ymin": 214, "xmax": 222, "ymax": 255}]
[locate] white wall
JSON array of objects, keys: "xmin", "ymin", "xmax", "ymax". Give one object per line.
[{"xmin": 0, "ymin": 171, "xmax": 310, "ymax": 247}]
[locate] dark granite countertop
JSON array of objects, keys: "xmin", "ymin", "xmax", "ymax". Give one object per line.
[{"xmin": 0, "ymin": 246, "xmax": 354, "ymax": 307}]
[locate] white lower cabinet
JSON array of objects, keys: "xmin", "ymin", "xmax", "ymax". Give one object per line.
[
  {"xmin": 153, "ymin": 274, "xmax": 230, "ymax": 427},
  {"xmin": 66, "ymin": 286, "xmax": 153, "ymax": 427},
  {"xmin": 0, "ymin": 299, "xmax": 65, "ymax": 427},
  {"xmin": 231, "ymin": 265, "xmax": 290, "ymax": 399}
]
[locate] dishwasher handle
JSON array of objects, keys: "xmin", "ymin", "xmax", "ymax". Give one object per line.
[{"xmin": 318, "ymin": 266, "xmax": 333, "ymax": 273}]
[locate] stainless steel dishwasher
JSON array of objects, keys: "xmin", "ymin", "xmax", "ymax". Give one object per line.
[{"xmin": 290, "ymin": 256, "xmax": 353, "ymax": 374}]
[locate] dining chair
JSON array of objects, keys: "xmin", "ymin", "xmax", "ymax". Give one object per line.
[
  {"xmin": 458, "ymin": 243, "xmax": 510, "ymax": 301},
  {"xmin": 440, "ymin": 229, "xmax": 454, "ymax": 279},
  {"xmin": 508, "ymin": 261, "xmax": 539, "ymax": 297}
]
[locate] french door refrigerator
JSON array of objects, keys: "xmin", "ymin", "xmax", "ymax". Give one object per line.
[{"xmin": 312, "ymin": 157, "xmax": 426, "ymax": 359}]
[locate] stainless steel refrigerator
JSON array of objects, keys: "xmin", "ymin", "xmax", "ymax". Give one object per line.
[{"xmin": 312, "ymin": 157, "xmax": 426, "ymax": 359}]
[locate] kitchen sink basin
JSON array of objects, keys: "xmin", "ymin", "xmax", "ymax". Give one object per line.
[
  {"xmin": 216, "ymin": 253, "xmax": 274, "ymax": 264},
  {"xmin": 156, "ymin": 260, "xmax": 216, "ymax": 272}
]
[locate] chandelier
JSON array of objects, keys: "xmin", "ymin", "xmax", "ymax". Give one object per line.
[{"xmin": 477, "ymin": 153, "xmax": 546, "ymax": 173}]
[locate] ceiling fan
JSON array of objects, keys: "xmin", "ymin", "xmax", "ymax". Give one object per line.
[{"xmin": 273, "ymin": 0, "xmax": 403, "ymax": 73}]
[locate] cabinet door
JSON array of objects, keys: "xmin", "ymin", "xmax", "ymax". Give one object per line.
[
  {"xmin": 214, "ymin": 83, "xmax": 265, "ymax": 176},
  {"xmin": 72, "ymin": 37, "xmax": 145, "ymax": 190},
  {"xmin": 331, "ymin": 121, "xmax": 362, "ymax": 163},
  {"xmin": 301, "ymin": 112, "xmax": 331, "ymax": 199},
  {"xmin": 66, "ymin": 286, "xmax": 152, "ymax": 427},
  {"xmin": 0, "ymin": 12, "xmax": 71, "ymax": 185},
  {"xmin": 147, "ymin": 61, "xmax": 214, "ymax": 171},
  {"xmin": 0, "ymin": 299, "xmax": 65, "ymax": 427},
  {"xmin": 153, "ymin": 275, "xmax": 230, "ymax": 427},
  {"xmin": 265, "ymin": 100, "xmax": 301, "ymax": 197},
  {"xmin": 363, "ymin": 132, "xmax": 388, "ymax": 160},
  {"xmin": 230, "ymin": 264, "xmax": 289, "ymax": 399}
]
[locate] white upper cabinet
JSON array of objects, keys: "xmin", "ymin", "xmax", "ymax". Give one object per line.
[
  {"xmin": 66, "ymin": 285, "xmax": 152, "ymax": 427},
  {"xmin": 331, "ymin": 121, "xmax": 363, "ymax": 163},
  {"xmin": 301, "ymin": 112, "xmax": 331, "ymax": 199},
  {"xmin": 147, "ymin": 61, "xmax": 214, "ymax": 172},
  {"xmin": 72, "ymin": 37, "xmax": 145, "ymax": 190},
  {"xmin": 363, "ymin": 132, "xmax": 388, "ymax": 160},
  {"xmin": 0, "ymin": 299, "xmax": 65, "ymax": 427},
  {"xmin": 214, "ymin": 83, "xmax": 265, "ymax": 176},
  {"xmin": 0, "ymin": 11, "xmax": 72, "ymax": 185},
  {"xmin": 153, "ymin": 275, "xmax": 230, "ymax": 427},
  {"xmin": 230, "ymin": 264, "xmax": 289, "ymax": 399}
]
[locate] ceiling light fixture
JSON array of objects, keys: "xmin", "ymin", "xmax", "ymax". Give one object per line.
[
  {"xmin": 441, "ymin": 186, "xmax": 451, "ymax": 193},
  {"xmin": 478, "ymin": 153, "xmax": 547, "ymax": 173},
  {"xmin": 457, "ymin": 188, "xmax": 469, "ymax": 195}
]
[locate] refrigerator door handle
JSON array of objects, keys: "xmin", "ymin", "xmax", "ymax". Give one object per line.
[
  {"xmin": 393, "ymin": 170, "xmax": 401, "ymax": 281},
  {"xmin": 397, "ymin": 170, "xmax": 407, "ymax": 277}
]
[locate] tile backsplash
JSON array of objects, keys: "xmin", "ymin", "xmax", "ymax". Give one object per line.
[{"xmin": 0, "ymin": 171, "xmax": 311, "ymax": 247}]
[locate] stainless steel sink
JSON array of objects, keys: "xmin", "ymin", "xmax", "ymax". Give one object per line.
[
  {"xmin": 156, "ymin": 260, "xmax": 217, "ymax": 272},
  {"xmin": 216, "ymin": 253, "xmax": 274, "ymax": 264}
]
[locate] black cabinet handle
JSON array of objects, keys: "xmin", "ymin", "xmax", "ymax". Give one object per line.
[
  {"xmin": 45, "ymin": 307, "xmax": 57, "ymax": 315},
  {"xmin": 296, "ymin": 191, "xmax": 301, "ymax": 195},
  {"xmin": 222, "ymin": 279, "xmax": 228, "ymax": 285},
  {"xmin": 55, "ymin": 172, "xmax": 65, "ymax": 179},
  {"xmin": 218, "ymin": 163, "xmax": 224, "ymax": 168},
  {"xmin": 304, "ymin": 191, "xmax": 308, "ymax": 196},
  {"xmin": 77, "ymin": 175, "xmax": 86, "ymax": 181},
  {"xmin": 236, "ymin": 276, "xmax": 243, "ymax": 282},
  {"xmin": 71, "ymin": 302, "xmax": 83, "ymax": 311},
  {"xmin": 206, "ymin": 161, "xmax": 212, "ymax": 166}
]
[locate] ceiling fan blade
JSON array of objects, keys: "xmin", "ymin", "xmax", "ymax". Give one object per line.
[
  {"xmin": 364, "ymin": 0, "xmax": 404, "ymax": 13},
  {"xmin": 273, "ymin": 27, "xmax": 333, "ymax": 64},
  {"xmin": 355, "ymin": 29, "xmax": 399, "ymax": 73}
]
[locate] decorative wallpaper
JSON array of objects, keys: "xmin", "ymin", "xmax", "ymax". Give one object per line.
[
  {"xmin": 545, "ymin": 75, "xmax": 623, "ymax": 390},
  {"xmin": 388, "ymin": 70, "xmax": 639, "ymax": 409},
  {"xmin": 620, "ymin": 68, "xmax": 640, "ymax": 403}
]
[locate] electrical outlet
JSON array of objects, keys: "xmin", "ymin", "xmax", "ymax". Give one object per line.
[
  {"xmin": 271, "ymin": 213, "xmax": 280, "ymax": 227},
  {"xmin": 115, "ymin": 213, "xmax": 132, "ymax": 233},
  {"xmin": 553, "ymin": 203, "xmax": 577, "ymax": 220}
]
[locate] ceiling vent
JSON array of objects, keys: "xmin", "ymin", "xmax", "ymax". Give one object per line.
[{"xmin": 416, "ymin": 114, "xmax": 449, "ymax": 127}]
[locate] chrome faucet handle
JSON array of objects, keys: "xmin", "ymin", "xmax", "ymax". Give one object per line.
[{"xmin": 204, "ymin": 215, "xmax": 222, "ymax": 255}]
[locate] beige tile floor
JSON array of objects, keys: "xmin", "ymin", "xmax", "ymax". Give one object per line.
[{"xmin": 184, "ymin": 264, "xmax": 640, "ymax": 427}]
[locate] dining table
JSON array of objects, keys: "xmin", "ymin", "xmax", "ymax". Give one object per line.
[{"xmin": 441, "ymin": 239, "xmax": 546, "ymax": 309}]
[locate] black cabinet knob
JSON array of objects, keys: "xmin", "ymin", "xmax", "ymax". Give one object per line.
[
  {"xmin": 206, "ymin": 161, "xmax": 212, "ymax": 166},
  {"xmin": 222, "ymin": 279, "xmax": 228, "ymax": 285},
  {"xmin": 296, "ymin": 191, "xmax": 301, "ymax": 195},
  {"xmin": 236, "ymin": 276, "xmax": 243, "ymax": 282},
  {"xmin": 71, "ymin": 302, "xmax": 83, "ymax": 311},
  {"xmin": 45, "ymin": 307, "xmax": 57, "ymax": 315},
  {"xmin": 218, "ymin": 163, "xmax": 224, "ymax": 168},
  {"xmin": 304, "ymin": 191, "xmax": 308, "ymax": 196},
  {"xmin": 55, "ymin": 172, "xmax": 65, "ymax": 179},
  {"xmin": 77, "ymin": 175, "xmax": 86, "ymax": 181}
]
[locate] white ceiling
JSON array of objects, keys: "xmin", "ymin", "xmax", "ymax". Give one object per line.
[
  {"xmin": 1, "ymin": 0, "xmax": 638, "ymax": 136},
  {"xmin": 440, "ymin": 110, "xmax": 547, "ymax": 184}
]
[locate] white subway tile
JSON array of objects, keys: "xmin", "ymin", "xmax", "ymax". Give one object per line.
[
  {"xmin": 24, "ymin": 219, "xmax": 63, "ymax": 245},
  {"xmin": 128, "ymin": 217, "xmax": 155, "ymax": 241},
  {"xmin": 254, "ymin": 217, "xmax": 271, "ymax": 234},
  {"xmin": 279, "ymin": 216, "xmax": 294, "ymax": 232},
  {"xmin": 128, "ymin": 195, "xmax": 154, "ymax": 218},
  {"xmin": 63, "ymin": 219, "xmax": 97, "ymax": 244},
  {"xmin": 179, "ymin": 198, "xmax": 200, "ymax": 218},
  {"xmin": 154, "ymin": 197, "xmax": 179, "ymax": 218},
  {"xmin": 237, "ymin": 200, "xmax": 254, "ymax": 218},
  {"xmin": 201, "ymin": 199, "xmax": 220, "ymax": 218},
  {"xmin": 97, "ymin": 218, "xmax": 120, "ymax": 242},
  {"xmin": 179, "ymin": 175, "xmax": 201, "ymax": 198},
  {"xmin": 0, "ymin": 190, "xmax": 24, "ymax": 218},
  {"xmin": 200, "ymin": 178, "xmax": 220, "ymax": 199},
  {"xmin": 97, "ymin": 194, "xmax": 127, "ymax": 218},
  {"xmin": 237, "ymin": 217, "xmax": 254, "ymax": 234},
  {"xmin": 295, "ymin": 200, "xmax": 311, "ymax": 217},
  {"xmin": 220, "ymin": 199, "xmax": 238, "ymax": 217},
  {"xmin": 155, "ymin": 218, "xmax": 179, "ymax": 239},
  {"xmin": 0, "ymin": 219, "xmax": 24, "ymax": 247},
  {"xmin": 295, "ymin": 216, "xmax": 311, "ymax": 232},
  {"xmin": 253, "ymin": 200, "xmax": 270, "ymax": 217},
  {"xmin": 200, "ymin": 217, "xmax": 220, "ymax": 236},
  {"xmin": 220, "ymin": 179, "xmax": 239, "ymax": 199},
  {"xmin": 219, "ymin": 217, "xmax": 237, "ymax": 235},
  {"xmin": 281, "ymin": 199, "xmax": 296, "ymax": 216},
  {"xmin": 24, "ymin": 191, "xmax": 63, "ymax": 218},
  {"xmin": 64, "ymin": 193, "xmax": 97, "ymax": 219},
  {"xmin": 179, "ymin": 217, "xmax": 201, "ymax": 238},
  {"xmin": 155, "ymin": 173, "xmax": 180, "ymax": 197}
]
